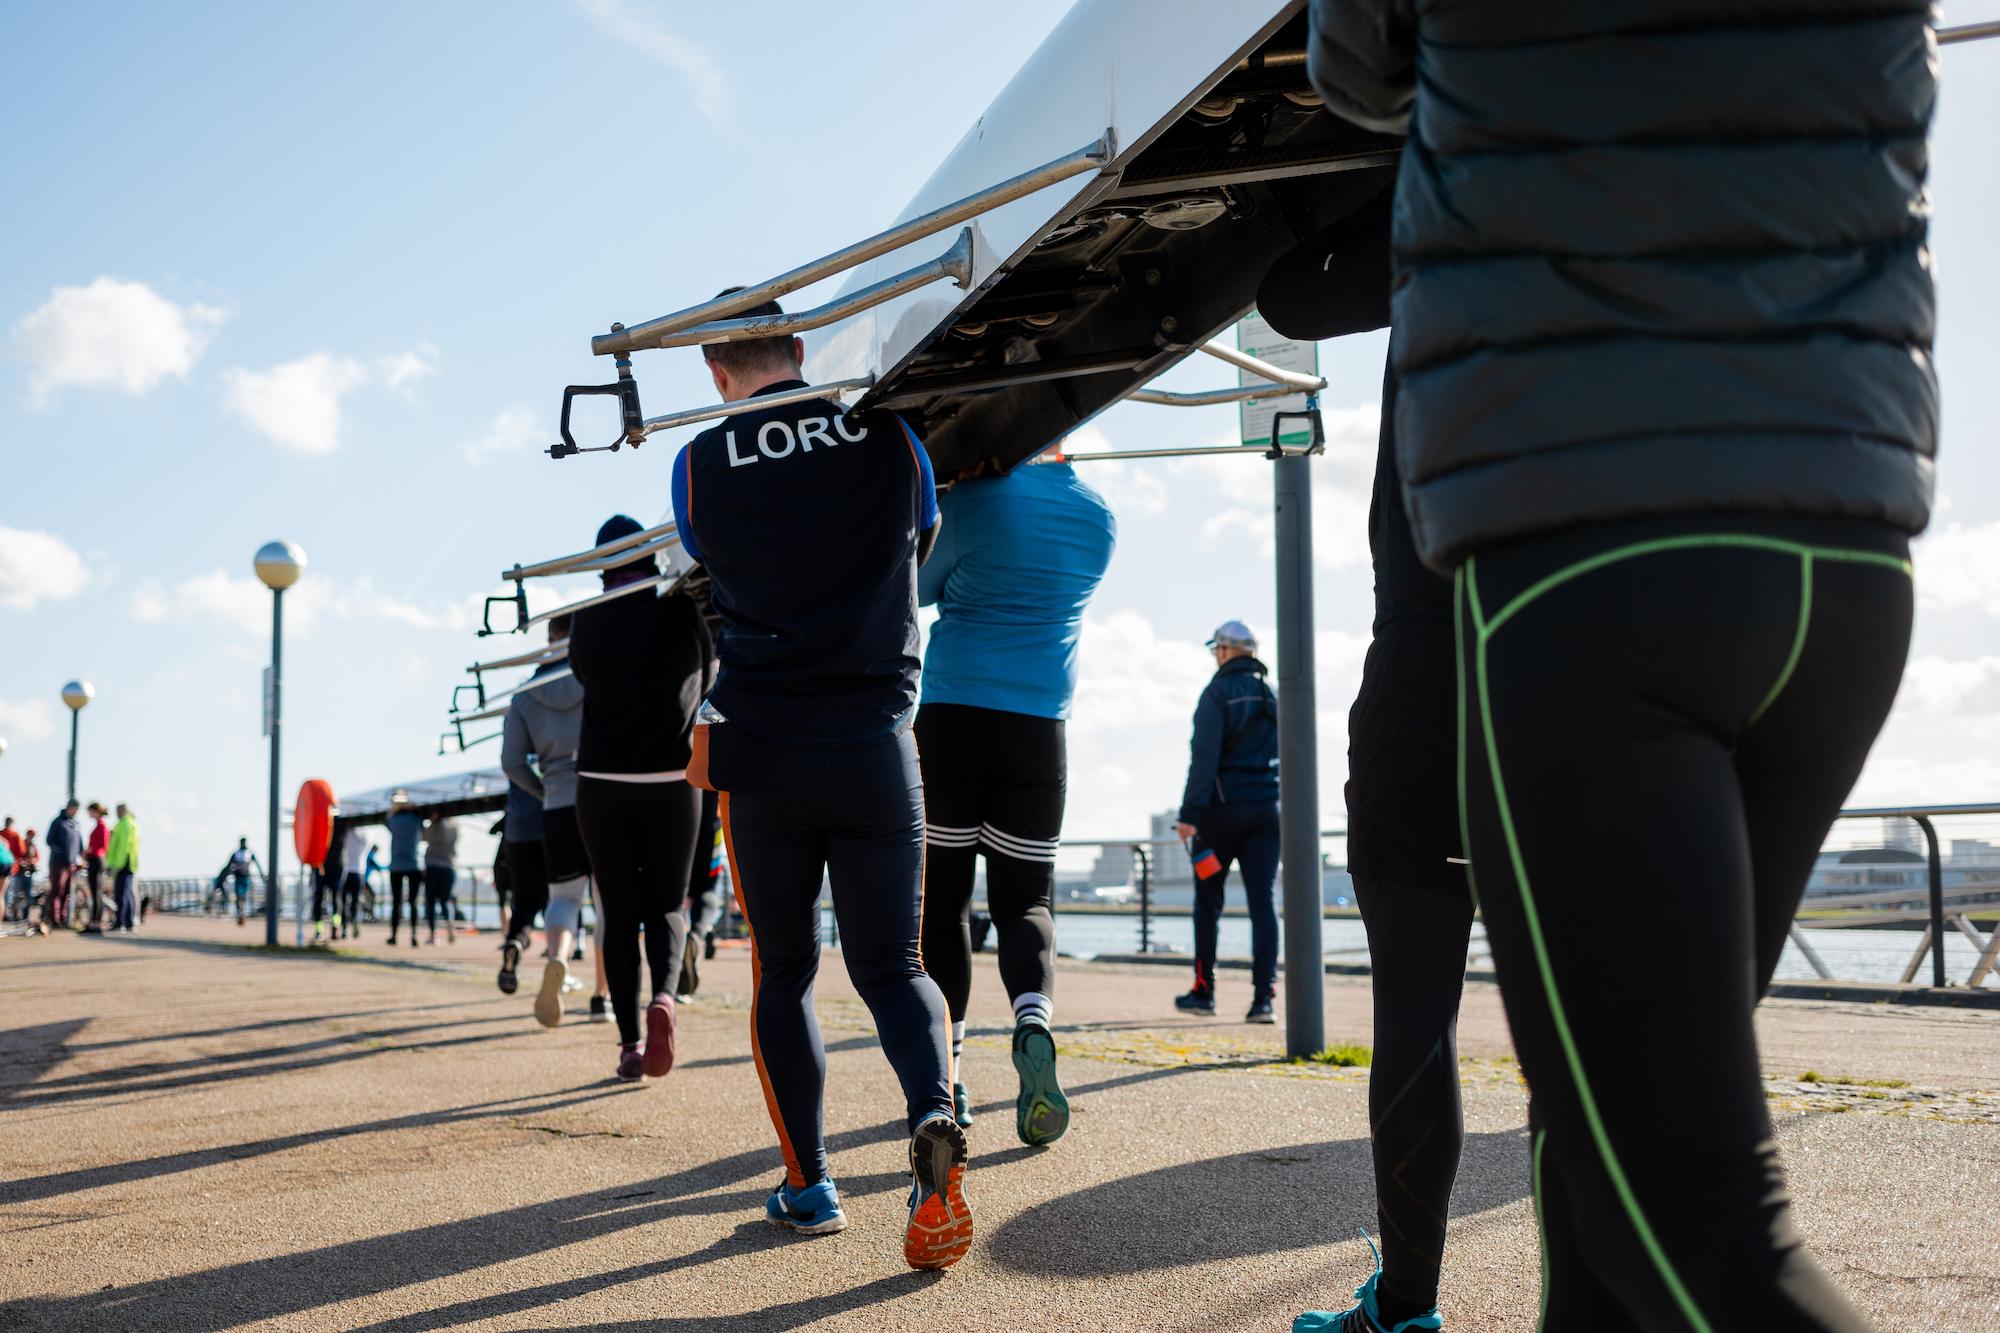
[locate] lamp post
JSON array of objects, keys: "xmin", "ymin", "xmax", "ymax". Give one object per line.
[
  {"xmin": 254, "ymin": 541, "xmax": 306, "ymax": 947},
  {"xmin": 60, "ymin": 681, "xmax": 93, "ymax": 805}
]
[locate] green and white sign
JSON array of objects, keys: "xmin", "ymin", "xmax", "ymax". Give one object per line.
[{"xmin": 1237, "ymin": 311, "xmax": 1318, "ymax": 449}]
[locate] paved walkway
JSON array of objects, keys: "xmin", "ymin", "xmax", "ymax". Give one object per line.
[{"xmin": 1, "ymin": 918, "xmax": 1995, "ymax": 1330}]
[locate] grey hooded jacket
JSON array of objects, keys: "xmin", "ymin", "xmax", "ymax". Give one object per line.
[
  {"xmin": 1308, "ymin": 0, "xmax": 1938, "ymax": 573},
  {"xmin": 501, "ymin": 667, "xmax": 585, "ymax": 811}
]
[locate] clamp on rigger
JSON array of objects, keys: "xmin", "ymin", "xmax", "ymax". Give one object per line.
[{"xmin": 548, "ymin": 332, "xmax": 645, "ymax": 459}]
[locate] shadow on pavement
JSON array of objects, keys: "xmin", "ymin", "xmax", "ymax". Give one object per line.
[
  {"xmin": 0, "ymin": 1083, "xmax": 629, "ymax": 1207},
  {"xmin": 0, "ymin": 1015, "xmax": 528, "ymax": 1110},
  {"xmin": 0, "ymin": 1061, "xmax": 1217, "ymax": 1329},
  {"xmin": 986, "ymin": 1127, "xmax": 1531, "ymax": 1277}
]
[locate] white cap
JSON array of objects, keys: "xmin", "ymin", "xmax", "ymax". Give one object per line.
[{"xmin": 1206, "ymin": 620, "xmax": 1257, "ymax": 651}]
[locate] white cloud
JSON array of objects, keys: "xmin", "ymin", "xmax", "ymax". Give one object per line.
[
  {"xmin": 1914, "ymin": 520, "xmax": 2000, "ymax": 618},
  {"xmin": 459, "ymin": 405, "xmax": 545, "ymax": 465},
  {"xmin": 1166, "ymin": 401, "xmax": 1379, "ymax": 572},
  {"xmin": 129, "ymin": 570, "xmax": 476, "ymax": 639},
  {"xmin": 380, "ymin": 342, "xmax": 440, "ymax": 396},
  {"xmin": 9, "ymin": 277, "xmax": 223, "ymax": 404},
  {"xmin": 573, "ymin": 0, "xmax": 727, "ymax": 121},
  {"xmin": 1070, "ymin": 609, "xmax": 1218, "ymax": 735},
  {"xmin": 1064, "ymin": 427, "xmax": 1168, "ymax": 515},
  {"xmin": 0, "ymin": 526, "xmax": 90, "ymax": 610},
  {"xmin": 0, "ymin": 697, "xmax": 59, "ymax": 743},
  {"xmin": 222, "ymin": 352, "xmax": 368, "ymax": 454}
]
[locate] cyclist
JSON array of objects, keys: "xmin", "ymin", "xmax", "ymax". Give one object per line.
[
  {"xmin": 673, "ymin": 294, "xmax": 970, "ymax": 1269},
  {"xmin": 915, "ymin": 444, "xmax": 1115, "ymax": 1144}
]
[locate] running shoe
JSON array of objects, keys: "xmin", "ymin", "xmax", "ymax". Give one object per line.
[
  {"xmin": 1246, "ymin": 996, "xmax": 1276, "ymax": 1025},
  {"xmin": 643, "ymin": 993, "xmax": 677, "ymax": 1078},
  {"xmin": 588, "ymin": 995, "xmax": 610, "ymax": 1023},
  {"xmin": 952, "ymin": 1081, "xmax": 974, "ymax": 1129},
  {"xmin": 765, "ymin": 1178, "xmax": 848, "ymax": 1235},
  {"xmin": 1175, "ymin": 989, "xmax": 1217, "ymax": 1016},
  {"xmin": 1012, "ymin": 1022, "xmax": 1069, "ymax": 1147},
  {"xmin": 1294, "ymin": 1233, "xmax": 1442, "ymax": 1333},
  {"xmin": 616, "ymin": 1043, "xmax": 643, "ymax": 1082},
  {"xmin": 535, "ymin": 958, "xmax": 569, "ymax": 1029},
  {"xmin": 677, "ymin": 941, "xmax": 700, "ymax": 999},
  {"xmin": 904, "ymin": 1112, "xmax": 973, "ymax": 1270},
  {"xmin": 498, "ymin": 939, "xmax": 522, "ymax": 995},
  {"xmin": 561, "ymin": 974, "xmax": 584, "ymax": 994}
]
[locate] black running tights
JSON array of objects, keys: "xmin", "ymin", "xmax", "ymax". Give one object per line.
[
  {"xmin": 575, "ymin": 777, "xmax": 699, "ymax": 1045},
  {"xmin": 1458, "ymin": 514, "xmax": 1910, "ymax": 1331}
]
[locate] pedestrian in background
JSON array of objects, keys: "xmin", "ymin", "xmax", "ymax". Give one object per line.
[
  {"xmin": 1174, "ymin": 621, "xmax": 1282, "ymax": 1023},
  {"xmin": 385, "ymin": 795, "xmax": 423, "ymax": 947},
  {"xmin": 3, "ymin": 817, "xmax": 28, "ymax": 921},
  {"xmin": 81, "ymin": 803, "xmax": 110, "ymax": 934},
  {"xmin": 45, "ymin": 801, "xmax": 85, "ymax": 932},
  {"xmin": 108, "ymin": 804, "xmax": 139, "ymax": 932},
  {"xmin": 422, "ymin": 815, "xmax": 458, "ymax": 945}
]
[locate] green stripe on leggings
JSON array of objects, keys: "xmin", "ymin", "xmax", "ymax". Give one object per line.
[{"xmin": 1467, "ymin": 533, "xmax": 1914, "ymax": 1332}]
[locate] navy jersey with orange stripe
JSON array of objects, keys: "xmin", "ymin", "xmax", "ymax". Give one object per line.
[{"xmin": 672, "ymin": 379, "xmax": 939, "ymax": 749}]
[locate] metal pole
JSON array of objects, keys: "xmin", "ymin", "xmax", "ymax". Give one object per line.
[
  {"xmin": 266, "ymin": 587, "xmax": 284, "ymax": 948},
  {"xmin": 1273, "ymin": 451, "xmax": 1325, "ymax": 1057},
  {"xmin": 67, "ymin": 712, "xmax": 78, "ymax": 805},
  {"xmin": 1136, "ymin": 845, "xmax": 1152, "ymax": 955},
  {"xmin": 1915, "ymin": 815, "xmax": 1946, "ymax": 987}
]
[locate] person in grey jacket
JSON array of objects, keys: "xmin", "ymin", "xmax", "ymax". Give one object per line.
[
  {"xmin": 499, "ymin": 615, "xmax": 604, "ymax": 1028},
  {"xmin": 1303, "ymin": 5, "xmax": 1936, "ymax": 1331}
]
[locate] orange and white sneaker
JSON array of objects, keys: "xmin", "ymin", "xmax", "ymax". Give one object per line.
[{"xmin": 903, "ymin": 1112, "xmax": 973, "ymax": 1270}]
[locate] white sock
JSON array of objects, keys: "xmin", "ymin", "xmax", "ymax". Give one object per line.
[
  {"xmin": 951, "ymin": 1021, "xmax": 965, "ymax": 1070},
  {"xmin": 1012, "ymin": 992, "xmax": 1052, "ymax": 1030}
]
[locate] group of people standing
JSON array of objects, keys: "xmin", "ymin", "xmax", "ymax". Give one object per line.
[{"xmin": 1, "ymin": 802, "xmax": 140, "ymax": 934}]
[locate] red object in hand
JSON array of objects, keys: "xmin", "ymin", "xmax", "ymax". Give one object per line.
[{"xmin": 1192, "ymin": 847, "xmax": 1222, "ymax": 880}]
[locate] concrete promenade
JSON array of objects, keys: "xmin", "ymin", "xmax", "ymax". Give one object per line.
[{"xmin": 1, "ymin": 918, "xmax": 1995, "ymax": 1331}]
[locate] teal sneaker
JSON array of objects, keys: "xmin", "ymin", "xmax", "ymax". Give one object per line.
[
  {"xmin": 1012, "ymin": 1021, "xmax": 1069, "ymax": 1147},
  {"xmin": 1294, "ymin": 1233, "xmax": 1442, "ymax": 1332},
  {"xmin": 765, "ymin": 1177, "xmax": 847, "ymax": 1235},
  {"xmin": 953, "ymin": 1080, "xmax": 974, "ymax": 1128}
]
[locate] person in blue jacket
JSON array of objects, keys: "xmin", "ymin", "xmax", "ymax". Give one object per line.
[
  {"xmin": 1174, "ymin": 620, "xmax": 1280, "ymax": 1022},
  {"xmin": 916, "ymin": 446, "xmax": 1115, "ymax": 1146}
]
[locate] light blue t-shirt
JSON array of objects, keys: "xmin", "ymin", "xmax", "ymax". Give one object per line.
[{"xmin": 918, "ymin": 461, "xmax": 1116, "ymax": 720}]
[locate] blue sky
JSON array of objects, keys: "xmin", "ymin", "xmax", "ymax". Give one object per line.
[{"xmin": 4, "ymin": 3, "xmax": 1999, "ymax": 875}]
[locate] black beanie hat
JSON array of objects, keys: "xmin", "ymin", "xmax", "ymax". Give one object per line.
[{"xmin": 596, "ymin": 514, "xmax": 644, "ymax": 548}]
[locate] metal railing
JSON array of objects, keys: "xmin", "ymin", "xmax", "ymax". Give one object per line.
[
  {"xmin": 1820, "ymin": 803, "xmax": 2000, "ymax": 988},
  {"xmin": 1126, "ymin": 340, "xmax": 1328, "ymax": 409}
]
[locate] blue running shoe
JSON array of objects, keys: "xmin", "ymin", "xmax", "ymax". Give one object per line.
[
  {"xmin": 765, "ymin": 1178, "xmax": 848, "ymax": 1235},
  {"xmin": 1294, "ymin": 1233, "xmax": 1442, "ymax": 1332},
  {"xmin": 953, "ymin": 1080, "xmax": 975, "ymax": 1129}
]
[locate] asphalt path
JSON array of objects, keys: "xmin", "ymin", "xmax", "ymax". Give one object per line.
[{"xmin": 0, "ymin": 918, "xmax": 1993, "ymax": 1330}]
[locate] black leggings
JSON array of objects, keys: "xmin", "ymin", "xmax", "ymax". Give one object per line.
[
  {"xmin": 687, "ymin": 789, "xmax": 721, "ymax": 938},
  {"xmin": 388, "ymin": 870, "xmax": 422, "ymax": 934},
  {"xmin": 1458, "ymin": 514, "xmax": 1910, "ymax": 1332},
  {"xmin": 916, "ymin": 704, "xmax": 1064, "ymax": 1021},
  {"xmin": 1188, "ymin": 802, "xmax": 1281, "ymax": 998},
  {"xmin": 423, "ymin": 865, "xmax": 454, "ymax": 931},
  {"xmin": 341, "ymin": 873, "xmax": 364, "ymax": 927},
  {"xmin": 312, "ymin": 869, "xmax": 337, "ymax": 922},
  {"xmin": 503, "ymin": 839, "xmax": 548, "ymax": 946},
  {"xmin": 709, "ymin": 722, "xmax": 951, "ymax": 1189},
  {"xmin": 575, "ymin": 777, "xmax": 699, "ymax": 1045},
  {"xmin": 1348, "ymin": 613, "xmax": 1472, "ymax": 1317}
]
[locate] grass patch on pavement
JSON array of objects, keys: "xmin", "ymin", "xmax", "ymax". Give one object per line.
[{"xmin": 1294, "ymin": 1042, "xmax": 1372, "ymax": 1068}]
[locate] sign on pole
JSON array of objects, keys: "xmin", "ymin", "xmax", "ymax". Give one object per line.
[
  {"xmin": 261, "ymin": 666, "xmax": 275, "ymax": 738},
  {"xmin": 1237, "ymin": 311, "xmax": 1319, "ymax": 450}
]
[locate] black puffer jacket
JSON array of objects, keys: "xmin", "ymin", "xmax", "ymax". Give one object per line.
[{"xmin": 1308, "ymin": 0, "xmax": 1939, "ymax": 573}]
